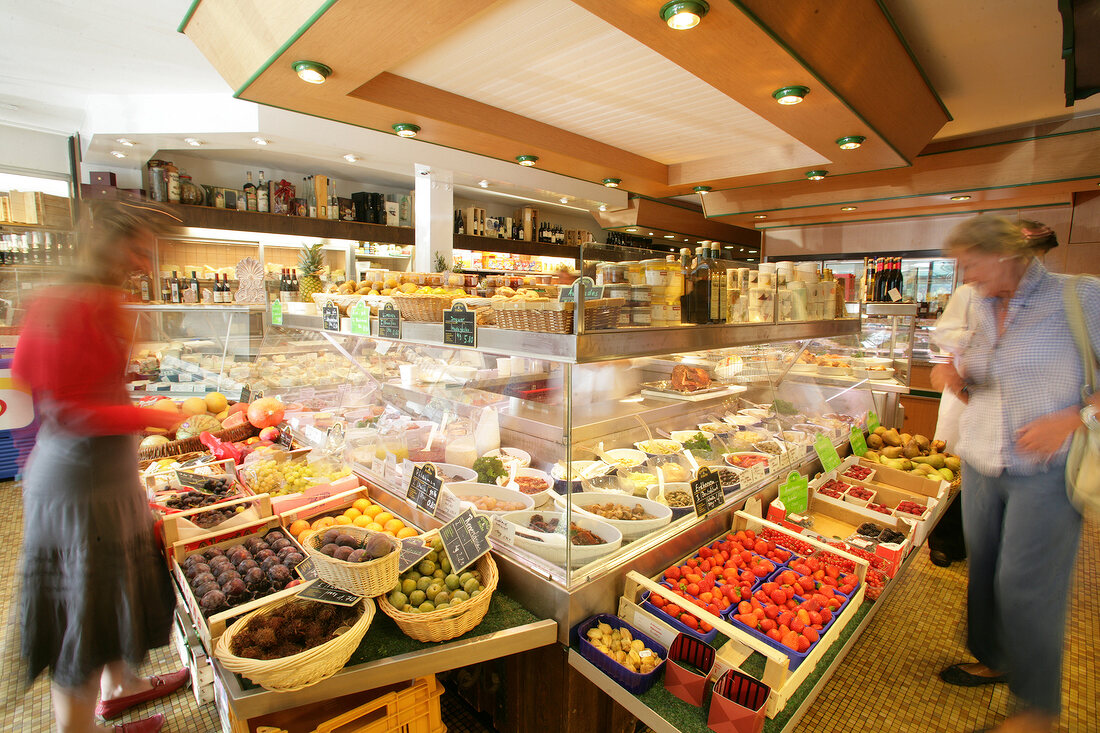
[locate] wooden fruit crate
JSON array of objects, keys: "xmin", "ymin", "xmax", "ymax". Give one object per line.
[
  {"xmin": 160, "ymin": 493, "xmax": 273, "ymax": 551},
  {"xmin": 618, "ymin": 510, "xmax": 867, "ymax": 720}
]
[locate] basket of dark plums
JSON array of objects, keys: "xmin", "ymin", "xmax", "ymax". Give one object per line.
[
  {"xmin": 300, "ymin": 525, "xmax": 401, "ymax": 597},
  {"xmin": 181, "ymin": 528, "xmax": 306, "ymax": 617}
]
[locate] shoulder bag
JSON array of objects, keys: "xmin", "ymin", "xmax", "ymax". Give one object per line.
[{"xmin": 1064, "ymin": 275, "xmax": 1100, "ymax": 513}]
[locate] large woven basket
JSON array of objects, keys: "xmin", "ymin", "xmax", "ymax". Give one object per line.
[
  {"xmin": 138, "ymin": 423, "xmax": 258, "ymax": 460},
  {"xmin": 377, "ymin": 548, "xmax": 498, "ymax": 642},
  {"xmin": 391, "ymin": 293, "xmax": 460, "ymax": 322},
  {"xmin": 301, "ymin": 526, "xmax": 401, "ymax": 597},
  {"xmin": 214, "ymin": 595, "xmax": 375, "ymax": 692},
  {"xmin": 490, "ymin": 298, "xmax": 624, "ymax": 334}
]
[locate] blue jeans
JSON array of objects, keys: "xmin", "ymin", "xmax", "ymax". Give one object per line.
[{"xmin": 962, "ymin": 462, "xmax": 1082, "ymax": 715}]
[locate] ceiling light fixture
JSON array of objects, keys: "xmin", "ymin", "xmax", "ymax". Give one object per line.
[
  {"xmin": 950, "ymin": 195, "xmax": 971, "ymax": 201},
  {"xmin": 626, "ymin": 228, "xmax": 637, "ymax": 232},
  {"xmin": 772, "ymin": 85, "xmax": 810, "ymax": 105},
  {"xmin": 693, "ymin": 185, "xmax": 711, "ymax": 194},
  {"xmin": 602, "ymin": 178, "xmax": 621, "ymax": 188},
  {"xmin": 660, "ymin": 0, "xmax": 709, "ymax": 29},
  {"xmin": 392, "ymin": 123, "xmax": 420, "ymax": 138},
  {"xmin": 805, "ymin": 170, "xmax": 828, "ymax": 181},
  {"xmin": 598, "ymin": 204, "xmax": 607, "ymax": 211},
  {"xmin": 647, "ymin": 232, "xmax": 654, "ymax": 236},
  {"xmin": 841, "ymin": 206, "xmax": 857, "ymax": 211},
  {"xmin": 110, "ymin": 150, "xmax": 126, "ymax": 158},
  {"xmin": 252, "ymin": 137, "xmax": 269, "ymax": 146},
  {"xmin": 478, "ymin": 180, "xmax": 489, "ymax": 188},
  {"xmin": 663, "ymin": 234, "xmax": 676, "ymax": 239},
  {"xmin": 516, "ymin": 155, "xmax": 538, "ymax": 166},
  {"xmin": 343, "ymin": 154, "xmax": 360, "ymax": 162},
  {"xmin": 184, "ymin": 138, "xmax": 202, "ymax": 147},
  {"xmin": 292, "ymin": 60, "xmax": 332, "ymax": 84},
  {"xmin": 836, "ymin": 135, "xmax": 865, "ymax": 150},
  {"xmin": 724, "ymin": 246, "xmax": 734, "ymax": 250},
  {"xmin": 559, "ymin": 197, "xmax": 569, "ymax": 204},
  {"xmin": 754, "ymin": 214, "xmax": 767, "ymax": 219},
  {"xmin": 116, "ymin": 138, "xmax": 135, "ymax": 147}
]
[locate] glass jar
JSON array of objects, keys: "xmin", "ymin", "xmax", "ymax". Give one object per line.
[
  {"xmin": 178, "ymin": 174, "xmax": 204, "ymax": 206},
  {"xmin": 146, "ymin": 159, "xmax": 168, "ymax": 202},
  {"xmin": 596, "ymin": 262, "xmax": 627, "ymax": 285}
]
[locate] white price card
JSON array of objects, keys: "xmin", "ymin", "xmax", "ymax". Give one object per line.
[
  {"xmin": 767, "ymin": 454, "xmax": 780, "ymax": 473},
  {"xmin": 490, "ymin": 515, "xmax": 515, "ymax": 546},
  {"xmin": 435, "ymin": 490, "xmax": 460, "ymax": 522},
  {"xmin": 743, "ymin": 463, "xmax": 766, "ymax": 485}
]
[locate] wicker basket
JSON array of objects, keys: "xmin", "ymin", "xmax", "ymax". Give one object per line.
[
  {"xmin": 311, "ymin": 292, "xmax": 366, "ymax": 315},
  {"xmin": 490, "ymin": 298, "xmax": 624, "ymax": 334},
  {"xmin": 391, "ymin": 293, "xmax": 460, "ymax": 322},
  {"xmin": 138, "ymin": 423, "xmax": 258, "ymax": 461},
  {"xmin": 377, "ymin": 548, "xmax": 498, "ymax": 642},
  {"xmin": 214, "ymin": 595, "xmax": 375, "ymax": 692},
  {"xmin": 138, "ymin": 450, "xmax": 207, "ymax": 471},
  {"xmin": 301, "ymin": 526, "xmax": 401, "ymax": 597}
]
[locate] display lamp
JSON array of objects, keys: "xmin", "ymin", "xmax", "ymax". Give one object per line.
[
  {"xmin": 836, "ymin": 135, "xmax": 865, "ymax": 150},
  {"xmin": 292, "ymin": 60, "xmax": 331, "ymax": 84},
  {"xmin": 693, "ymin": 185, "xmax": 711, "ymax": 193},
  {"xmin": 516, "ymin": 155, "xmax": 539, "ymax": 166},
  {"xmin": 772, "ymin": 86, "xmax": 810, "ymax": 105},
  {"xmin": 754, "ymin": 214, "xmax": 767, "ymax": 219},
  {"xmin": 841, "ymin": 206, "xmax": 857, "ymax": 211},
  {"xmin": 660, "ymin": 1, "xmax": 709, "ymax": 30},
  {"xmin": 392, "ymin": 123, "xmax": 420, "ymax": 138},
  {"xmin": 603, "ymin": 178, "xmax": 621, "ymax": 188},
  {"xmin": 950, "ymin": 195, "xmax": 971, "ymax": 201},
  {"xmin": 805, "ymin": 170, "xmax": 829, "ymax": 181}
]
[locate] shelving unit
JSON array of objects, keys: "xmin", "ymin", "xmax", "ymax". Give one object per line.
[{"xmin": 166, "ymin": 203, "xmax": 415, "ymax": 245}]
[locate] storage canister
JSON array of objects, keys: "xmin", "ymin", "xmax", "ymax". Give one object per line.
[{"xmin": 145, "ymin": 159, "xmax": 168, "ymax": 202}]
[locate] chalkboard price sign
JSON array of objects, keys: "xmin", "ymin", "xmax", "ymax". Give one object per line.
[
  {"xmin": 406, "ymin": 462, "xmax": 443, "ymax": 516},
  {"xmin": 296, "ymin": 579, "xmax": 361, "ymax": 607},
  {"xmin": 294, "ymin": 556, "xmax": 319, "ymax": 581},
  {"xmin": 397, "ymin": 537, "xmax": 433, "ymax": 573},
  {"xmin": 558, "ymin": 276, "xmax": 604, "ymax": 303},
  {"xmin": 277, "ymin": 426, "xmax": 294, "ymax": 449},
  {"xmin": 378, "ymin": 302, "xmax": 401, "ymax": 339},
  {"xmin": 239, "ymin": 384, "xmax": 252, "ymax": 404},
  {"xmin": 691, "ymin": 466, "xmax": 725, "ymax": 518},
  {"xmin": 443, "ymin": 302, "xmax": 476, "ymax": 347},
  {"xmin": 322, "ymin": 300, "xmax": 340, "ymax": 331},
  {"xmin": 439, "ymin": 508, "xmax": 492, "ymax": 574}
]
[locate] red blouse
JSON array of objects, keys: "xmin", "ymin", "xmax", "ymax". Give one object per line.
[{"xmin": 14, "ymin": 286, "xmax": 178, "ymax": 435}]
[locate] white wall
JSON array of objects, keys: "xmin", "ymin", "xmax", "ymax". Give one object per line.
[{"xmin": 0, "ymin": 124, "xmax": 71, "ymax": 177}]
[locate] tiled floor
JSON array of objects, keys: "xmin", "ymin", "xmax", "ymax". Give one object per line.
[{"xmin": 2, "ymin": 479, "xmax": 1096, "ymax": 732}]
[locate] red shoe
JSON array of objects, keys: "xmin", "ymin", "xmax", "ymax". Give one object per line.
[
  {"xmin": 96, "ymin": 669, "xmax": 190, "ymax": 719},
  {"xmin": 113, "ymin": 713, "xmax": 165, "ymax": 732}
]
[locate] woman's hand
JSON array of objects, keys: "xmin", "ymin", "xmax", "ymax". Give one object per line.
[
  {"xmin": 931, "ymin": 362, "xmax": 969, "ymax": 404},
  {"xmin": 1015, "ymin": 407, "xmax": 1082, "ymax": 459}
]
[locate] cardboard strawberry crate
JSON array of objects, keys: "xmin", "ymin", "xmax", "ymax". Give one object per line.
[
  {"xmin": 620, "ymin": 511, "xmax": 868, "ymax": 720},
  {"xmin": 169, "ymin": 516, "xmax": 315, "ymax": 656}
]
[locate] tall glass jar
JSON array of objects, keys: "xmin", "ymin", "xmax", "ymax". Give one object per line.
[
  {"xmin": 145, "ymin": 159, "xmax": 168, "ymax": 202},
  {"xmin": 165, "ymin": 161, "xmax": 180, "ymax": 203},
  {"xmin": 178, "ymin": 174, "xmax": 204, "ymax": 206}
]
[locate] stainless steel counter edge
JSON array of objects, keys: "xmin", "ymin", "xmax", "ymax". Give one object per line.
[
  {"xmin": 214, "ymin": 618, "xmax": 558, "ymax": 719},
  {"xmin": 126, "ymin": 304, "xmax": 268, "ymax": 312}
]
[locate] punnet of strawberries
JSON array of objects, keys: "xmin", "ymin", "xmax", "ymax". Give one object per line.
[
  {"xmin": 847, "ymin": 485, "xmax": 874, "ymax": 500},
  {"xmin": 646, "ymin": 588, "xmax": 714, "ymax": 634},
  {"xmin": 866, "ymin": 502, "xmax": 893, "ymax": 515},
  {"xmin": 895, "ymin": 500, "xmax": 927, "ymax": 517},
  {"xmin": 731, "ymin": 564, "xmax": 852, "ymax": 654}
]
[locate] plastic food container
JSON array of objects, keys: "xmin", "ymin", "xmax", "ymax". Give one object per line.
[{"xmin": 577, "ymin": 614, "xmax": 667, "ymax": 693}]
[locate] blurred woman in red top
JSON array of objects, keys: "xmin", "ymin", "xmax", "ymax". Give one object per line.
[{"xmin": 14, "ymin": 202, "xmax": 190, "ymax": 733}]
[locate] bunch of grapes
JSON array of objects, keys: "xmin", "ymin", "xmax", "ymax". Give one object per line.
[{"xmin": 246, "ymin": 459, "xmax": 352, "ymax": 497}]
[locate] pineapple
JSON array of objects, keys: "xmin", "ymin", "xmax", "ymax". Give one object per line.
[{"xmin": 298, "ymin": 243, "xmax": 324, "ymax": 299}]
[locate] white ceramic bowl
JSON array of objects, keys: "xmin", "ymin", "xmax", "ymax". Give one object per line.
[
  {"xmin": 504, "ymin": 510, "xmax": 622, "ymax": 566},
  {"xmin": 790, "ymin": 363, "xmax": 817, "ymax": 373},
  {"xmin": 738, "ymin": 408, "xmax": 773, "ymax": 420},
  {"xmin": 778, "ymin": 430, "xmax": 811, "ymax": 447},
  {"xmin": 817, "ymin": 365, "xmax": 851, "ymax": 376},
  {"xmin": 553, "ymin": 492, "xmax": 673, "ymax": 541},
  {"xmin": 646, "ymin": 482, "xmax": 695, "ymax": 517},
  {"xmin": 416, "ymin": 461, "xmax": 477, "ymax": 484},
  {"xmin": 551, "ymin": 460, "xmax": 611, "ymax": 494},
  {"xmin": 723, "ymin": 452, "xmax": 772, "ymax": 471},
  {"xmin": 497, "ymin": 467, "xmax": 553, "ymax": 507},
  {"xmin": 483, "ymin": 447, "xmax": 531, "ymax": 468},
  {"xmin": 852, "ymin": 367, "xmax": 896, "ymax": 380},
  {"xmin": 634, "ymin": 439, "xmax": 683, "ymax": 457},
  {"xmin": 856, "ymin": 357, "xmax": 893, "ymax": 368},
  {"xmin": 723, "ymin": 414, "xmax": 762, "ymax": 428},
  {"xmin": 445, "ymin": 481, "xmax": 535, "ymax": 514},
  {"xmin": 697, "ymin": 421, "xmax": 738, "ymax": 435},
  {"xmin": 600, "ymin": 448, "xmax": 647, "ymax": 470},
  {"xmin": 669, "ymin": 430, "xmax": 714, "ymax": 446},
  {"xmin": 792, "ymin": 422, "xmax": 829, "ymax": 436}
]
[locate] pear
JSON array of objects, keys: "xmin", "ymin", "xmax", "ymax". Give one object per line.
[
  {"xmin": 900, "ymin": 432, "xmax": 912, "ymax": 446},
  {"xmin": 882, "ymin": 428, "xmax": 903, "ymax": 447},
  {"xmin": 931, "ymin": 439, "xmax": 946, "ymax": 452},
  {"xmin": 913, "ymin": 434, "xmax": 931, "ymax": 452},
  {"xmin": 903, "ymin": 441, "xmax": 922, "ymax": 459},
  {"xmin": 938, "ymin": 468, "xmax": 955, "ymax": 481},
  {"xmin": 913, "ymin": 463, "xmax": 937, "ymax": 475},
  {"xmin": 881, "ymin": 446, "xmax": 904, "ymax": 459},
  {"xmin": 867, "ymin": 433, "xmax": 884, "ymax": 450},
  {"xmin": 863, "ymin": 450, "xmax": 881, "ymax": 463},
  {"xmin": 913, "ymin": 453, "xmax": 945, "ymax": 469},
  {"xmin": 881, "ymin": 457, "xmax": 911, "ymax": 471},
  {"xmin": 944, "ymin": 455, "xmax": 961, "ymax": 472},
  {"xmin": 873, "ymin": 426, "xmax": 887, "ymax": 437}
]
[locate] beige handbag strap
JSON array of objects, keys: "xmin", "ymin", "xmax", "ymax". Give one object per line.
[{"xmin": 1064, "ymin": 275, "xmax": 1097, "ymax": 399}]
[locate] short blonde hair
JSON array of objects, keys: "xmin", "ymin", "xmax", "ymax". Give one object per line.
[
  {"xmin": 75, "ymin": 200, "xmax": 177, "ymax": 284},
  {"xmin": 944, "ymin": 214, "xmax": 1031, "ymax": 258}
]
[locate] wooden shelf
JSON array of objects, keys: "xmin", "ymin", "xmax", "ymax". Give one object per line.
[
  {"xmin": 453, "ymin": 233, "xmax": 579, "ymax": 260},
  {"xmin": 167, "ymin": 204, "xmax": 415, "ymax": 245}
]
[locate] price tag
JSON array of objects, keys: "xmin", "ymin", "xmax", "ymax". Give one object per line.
[
  {"xmin": 277, "ymin": 427, "xmax": 294, "ymax": 449},
  {"xmin": 397, "ymin": 537, "xmax": 433, "ymax": 573},
  {"xmin": 371, "ymin": 454, "xmax": 385, "ymax": 476},
  {"xmin": 778, "ymin": 471, "xmax": 809, "ymax": 514},
  {"xmin": 296, "ymin": 579, "xmax": 361, "ymax": 606},
  {"xmin": 867, "ymin": 411, "xmax": 880, "ymax": 432},
  {"xmin": 406, "ymin": 462, "xmax": 443, "ymax": 516},
  {"xmin": 270, "ymin": 299, "xmax": 283, "ymax": 326},
  {"xmin": 888, "ymin": 287, "xmax": 902, "ymax": 302},
  {"xmin": 378, "ymin": 302, "xmax": 401, "ymax": 339},
  {"xmin": 690, "ymin": 466, "xmax": 725, "ymax": 518},
  {"xmin": 442, "ymin": 302, "xmax": 476, "ymax": 347},
  {"xmin": 766, "ymin": 454, "xmax": 779, "ymax": 473},
  {"xmin": 322, "ymin": 300, "xmax": 340, "ymax": 331},
  {"xmin": 294, "ymin": 556, "xmax": 319, "ymax": 581},
  {"xmin": 815, "ymin": 433, "xmax": 842, "ymax": 472},
  {"xmin": 349, "ymin": 299, "xmax": 371, "ymax": 336},
  {"xmin": 743, "ymin": 462, "xmax": 766, "ymax": 485},
  {"xmin": 435, "ymin": 490, "xmax": 461, "ymax": 522},
  {"xmin": 491, "ymin": 515, "xmax": 516, "ymax": 546},
  {"xmin": 239, "ymin": 384, "xmax": 252, "ymax": 404},
  {"xmin": 558, "ymin": 276, "xmax": 604, "ymax": 303},
  {"xmin": 849, "ymin": 426, "xmax": 869, "ymax": 457},
  {"xmin": 439, "ymin": 508, "xmax": 493, "ymax": 574},
  {"xmin": 174, "ymin": 470, "xmax": 213, "ymax": 491}
]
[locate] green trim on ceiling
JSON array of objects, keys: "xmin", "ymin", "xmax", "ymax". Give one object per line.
[
  {"xmin": 177, "ymin": 0, "xmax": 200, "ymax": 33},
  {"xmin": 918, "ymin": 125, "xmax": 1100, "ymax": 158},
  {"xmin": 873, "ymin": 0, "xmax": 952, "ymax": 120},
  {"xmin": 727, "ymin": 0, "xmax": 911, "ymax": 166},
  {"xmin": 751, "ymin": 202, "xmax": 1071, "ymax": 231},
  {"xmin": 233, "ymin": 0, "xmax": 341, "ymax": 99}
]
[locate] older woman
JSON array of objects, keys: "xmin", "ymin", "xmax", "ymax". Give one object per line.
[{"xmin": 934, "ymin": 215, "xmax": 1099, "ymax": 733}]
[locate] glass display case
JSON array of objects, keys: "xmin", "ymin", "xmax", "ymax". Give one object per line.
[{"xmin": 124, "ymin": 304, "xmax": 266, "ymax": 400}]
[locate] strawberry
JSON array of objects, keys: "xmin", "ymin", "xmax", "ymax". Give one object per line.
[
  {"xmin": 803, "ymin": 626, "xmax": 819, "ymax": 643},
  {"xmin": 796, "ymin": 635, "xmax": 811, "ymax": 653},
  {"xmin": 781, "ymin": 631, "xmax": 800, "ymax": 650}
]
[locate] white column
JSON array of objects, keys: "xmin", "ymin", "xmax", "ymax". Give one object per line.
[{"xmin": 413, "ymin": 164, "xmax": 453, "ymax": 274}]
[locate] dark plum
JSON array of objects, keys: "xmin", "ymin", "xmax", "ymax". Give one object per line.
[
  {"xmin": 222, "ymin": 578, "xmax": 248, "ymax": 597},
  {"xmin": 267, "ymin": 564, "xmax": 292, "ymax": 584},
  {"xmin": 200, "ymin": 589, "xmax": 227, "ymax": 615},
  {"xmin": 281, "ymin": 552, "xmax": 304, "ymax": 567},
  {"xmin": 190, "ymin": 572, "xmax": 215, "ymax": 588},
  {"xmin": 244, "ymin": 567, "xmax": 268, "ymax": 589},
  {"xmin": 260, "ymin": 557, "xmax": 282, "ymax": 573},
  {"xmin": 194, "ymin": 581, "xmax": 220, "ymax": 598},
  {"xmin": 276, "ymin": 546, "xmax": 297, "ymax": 561},
  {"xmin": 236, "ymin": 559, "xmax": 259, "ymax": 574},
  {"xmin": 269, "ymin": 539, "xmax": 292, "ymax": 552},
  {"xmin": 254, "ymin": 549, "xmax": 277, "ymax": 562},
  {"xmin": 265, "ymin": 531, "xmax": 285, "ymax": 543},
  {"xmin": 216, "ymin": 570, "xmax": 241, "ymax": 586},
  {"xmin": 185, "ymin": 563, "xmax": 211, "ymax": 581}
]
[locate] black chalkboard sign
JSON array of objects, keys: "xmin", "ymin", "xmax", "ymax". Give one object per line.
[
  {"xmin": 439, "ymin": 508, "xmax": 492, "ymax": 574},
  {"xmin": 378, "ymin": 303, "xmax": 401, "ymax": 339},
  {"xmin": 398, "ymin": 537, "xmax": 434, "ymax": 573},
  {"xmin": 406, "ymin": 462, "xmax": 443, "ymax": 516},
  {"xmin": 296, "ymin": 579, "xmax": 361, "ymax": 606},
  {"xmin": 691, "ymin": 466, "xmax": 725, "ymax": 518},
  {"xmin": 294, "ymin": 556, "xmax": 319, "ymax": 581},
  {"xmin": 175, "ymin": 470, "xmax": 212, "ymax": 491},
  {"xmin": 277, "ymin": 427, "xmax": 293, "ymax": 449},
  {"xmin": 239, "ymin": 385, "xmax": 252, "ymax": 405},
  {"xmin": 322, "ymin": 300, "xmax": 340, "ymax": 331},
  {"xmin": 442, "ymin": 302, "xmax": 476, "ymax": 347}
]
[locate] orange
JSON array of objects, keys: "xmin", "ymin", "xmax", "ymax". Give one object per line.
[
  {"xmin": 335, "ymin": 515, "xmax": 352, "ymax": 526},
  {"xmin": 343, "ymin": 507, "xmax": 362, "ymax": 521},
  {"xmin": 364, "ymin": 504, "xmax": 384, "ymax": 519},
  {"xmin": 353, "ymin": 515, "xmax": 371, "ymax": 528},
  {"xmin": 381, "ymin": 530, "xmax": 396, "ymax": 537},
  {"xmin": 352, "ymin": 498, "xmax": 370, "ymax": 513},
  {"xmin": 312, "ymin": 516, "xmax": 336, "ymax": 530},
  {"xmin": 395, "ymin": 527, "xmax": 419, "ymax": 539},
  {"xmin": 383, "ymin": 518, "xmax": 405, "ymax": 533},
  {"xmin": 365, "ymin": 522, "xmax": 384, "ymax": 533},
  {"xmin": 288, "ymin": 519, "xmax": 310, "ymax": 537},
  {"xmin": 374, "ymin": 512, "xmax": 394, "ymax": 526}
]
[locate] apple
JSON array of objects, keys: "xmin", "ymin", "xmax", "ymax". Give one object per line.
[{"xmin": 259, "ymin": 426, "xmax": 280, "ymax": 442}]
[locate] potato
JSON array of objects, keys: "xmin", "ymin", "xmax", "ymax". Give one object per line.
[
  {"xmin": 586, "ymin": 628, "xmax": 601, "ymax": 641},
  {"xmin": 619, "ymin": 628, "xmax": 633, "ymax": 643},
  {"xmin": 631, "ymin": 639, "xmax": 644, "ymax": 652}
]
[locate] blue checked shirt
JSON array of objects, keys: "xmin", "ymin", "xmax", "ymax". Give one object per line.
[{"xmin": 957, "ymin": 260, "xmax": 1100, "ymax": 476}]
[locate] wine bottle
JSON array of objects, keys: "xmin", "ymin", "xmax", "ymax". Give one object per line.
[
  {"xmin": 454, "ymin": 210, "xmax": 464, "ymax": 235},
  {"xmin": 244, "ymin": 171, "xmax": 257, "ymax": 212},
  {"xmin": 870, "ymin": 258, "xmax": 882, "ymax": 302},
  {"xmin": 257, "ymin": 171, "xmax": 269, "ymax": 213},
  {"xmin": 139, "ymin": 271, "xmax": 151, "ymax": 302},
  {"xmin": 291, "ymin": 270, "xmax": 299, "ymax": 300},
  {"xmin": 161, "ymin": 278, "xmax": 171, "ymax": 303},
  {"xmin": 307, "ymin": 176, "xmax": 317, "ymax": 218},
  {"xmin": 328, "ymin": 181, "xmax": 339, "ymax": 220},
  {"xmin": 170, "ymin": 271, "xmax": 181, "ymax": 303},
  {"xmin": 190, "ymin": 271, "xmax": 200, "ymax": 301}
]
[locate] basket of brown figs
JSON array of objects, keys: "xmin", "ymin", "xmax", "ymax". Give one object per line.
[
  {"xmin": 299, "ymin": 525, "xmax": 401, "ymax": 597},
  {"xmin": 215, "ymin": 594, "xmax": 375, "ymax": 692}
]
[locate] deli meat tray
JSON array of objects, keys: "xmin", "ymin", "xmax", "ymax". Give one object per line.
[{"xmin": 640, "ymin": 381, "xmax": 748, "ymax": 402}]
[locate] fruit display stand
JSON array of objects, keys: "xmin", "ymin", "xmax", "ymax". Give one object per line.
[{"xmin": 160, "ymin": 492, "xmax": 273, "ymax": 551}]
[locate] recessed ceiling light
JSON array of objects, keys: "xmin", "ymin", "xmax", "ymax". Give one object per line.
[
  {"xmin": 773, "ymin": 86, "xmax": 810, "ymax": 105},
  {"xmin": 660, "ymin": 0, "xmax": 709, "ymax": 30},
  {"xmin": 110, "ymin": 150, "xmax": 126, "ymax": 158},
  {"xmin": 626, "ymin": 228, "xmax": 637, "ymax": 232},
  {"xmin": 598, "ymin": 204, "xmax": 607, "ymax": 211},
  {"xmin": 836, "ymin": 136, "xmax": 865, "ymax": 150},
  {"xmin": 478, "ymin": 180, "xmax": 489, "ymax": 188},
  {"xmin": 184, "ymin": 138, "xmax": 202, "ymax": 147},
  {"xmin": 724, "ymin": 246, "xmax": 734, "ymax": 250},
  {"xmin": 696, "ymin": 240, "xmax": 706, "ymax": 244},
  {"xmin": 806, "ymin": 170, "xmax": 828, "ymax": 181},
  {"xmin": 841, "ymin": 206, "xmax": 857, "ymax": 211},
  {"xmin": 116, "ymin": 138, "xmax": 135, "ymax": 147},
  {"xmin": 754, "ymin": 214, "xmax": 767, "ymax": 219},
  {"xmin": 392, "ymin": 123, "xmax": 420, "ymax": 138},
  {"xmin": 602, "ymin": 178, "xmax": 621, "ymax": 188},
  {"xmin": 516, "ymin": 155, "xmax": 538, "ymax": 166},
  {"xmin": 664, "ymin": 234, "xmax": 676, "ymax": 239},
  {"xmin": 683, "ymin": 238, "xmax": 689, "ymax": 241},
  {"xmin": 693, "ymin": 185, "xmax": 712, "ymax": 194},
  {"xmin": 950, "ymin": 195, "xmax": 971, "ymax": 201},
  {"xmin": 559, "ymin": 197, "xmax": 569, "ymax": 204},
  {"xmin": 343, "ymin": 154, "xmax": 360, "ymax": 162},
  {"xmin": 292, "ymin": 60, "xmax": 332, "ymax": 84},
  {"xmin": 252, "ymin": 137, "xmax": 269, "ymax": 146},
  {"xmin": 648, "ymin": 232, "xmax": 654, "ymax": 236}
]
